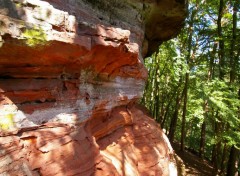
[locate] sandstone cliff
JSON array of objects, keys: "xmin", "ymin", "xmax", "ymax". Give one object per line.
[{"xmin": 0, "ymin": 0, "xmax": 186, "ymax": 175}]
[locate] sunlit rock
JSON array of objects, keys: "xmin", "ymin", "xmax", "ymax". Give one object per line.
[{"xmin": 0, "ymin": 0, "xmax": 186, "ymax": 175}]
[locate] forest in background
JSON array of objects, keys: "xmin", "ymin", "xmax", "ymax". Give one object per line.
[{"xmin": 141, "ymin": 0, "xmax": 240, "ymax": 175}]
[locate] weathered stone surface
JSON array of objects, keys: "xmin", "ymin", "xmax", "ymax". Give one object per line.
[
  {"xmin": 0, "ymin": 0, "xmax": 186, "ymax": 175},
  {"xmin": 0, "ymin": 105, "xmax": 176, "ymax": 175},
  {"xmin": 0, "ymin": 0, "xmax": 186, "ymax": 133}
]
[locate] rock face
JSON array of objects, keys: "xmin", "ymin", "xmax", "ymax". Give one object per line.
[
  {"xmin": 0, "ymin": 105, "xmax": 176, "ymax": 175},
  {"xmin": 0, "ymin": 0, "xmax": 186, "ymax": 175}
]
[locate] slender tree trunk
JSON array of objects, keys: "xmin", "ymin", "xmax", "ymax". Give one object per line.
[
  {"xmin": 226, "ymin": 145, "xmax": 240, "ymax": 176},
  {"xmin": 217, "ymin": 0, "xmax": 225, "ymax": 79},
  {"xmin": 211, "ymin": 110, "xmax": 216, "ymax": 165},
  {"xmin": 161, "ymin": 98, "xmax": 172, "ymax": 128},
  {"xmin": 210, "ymin": 42, "xmax": 217, "ymax": 79},
  {"xmin": 168, "ymin": 75, "xmax": 183, "ymax": 143},
  {"xmin": 199, "ymin": 120, "xmax": 206, "ymax": 158},
  {"xmin": 229, "ymin": 0, "xmax": 237, "ymax": 82},
  {"xmin": 220, "ymin": 144, "xmax": 228, "ymax": 174},
  {"xmin": 180, "ymin": 72, "xmax": 189, "ymax": 151},
  {"xmin": 168, "ymin": 91, "xmax": 181, "ymax": 143},
  {"xmin": 152, "ymin": 55, "xmax": 160, "ymax": 119},
  {"xmin": 212, "ymin": 112, "xmax": 221, "ymax": 174},
  {"xmin": 155, "ymin": 94, "xmax": 160, "ymax": 122},
  {"xmin": 148, "ymin": 55, "xmax": 157, "ymax": 113},
  {"xmin": 213, "ymin": 142, "xmax": 221, "ymax": 175},
  {"xmin": 216, "ymin": 142, "xmax": 222, "ymax": 174},
  {"xmin": 212, "ymin": 144, "xmax": 216, "ymax": 164}
]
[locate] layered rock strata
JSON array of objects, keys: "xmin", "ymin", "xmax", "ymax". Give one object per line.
[
  {"xmin": 0, "ymin": 0, "xmax": 186, "ymax": 175},
  {"xmin": 0, "ymin": 105, "xmax": 176, "ymax": 175}
]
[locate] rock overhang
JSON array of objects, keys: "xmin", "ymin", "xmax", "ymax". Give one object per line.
[{"xmin": 0, "ymin": 0, "xmax": 186, "ymax": 134}]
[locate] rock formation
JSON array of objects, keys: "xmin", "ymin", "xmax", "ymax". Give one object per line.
[{"xmin": 0, "ymin": 0, "xmax": 186, "ymax": 175}]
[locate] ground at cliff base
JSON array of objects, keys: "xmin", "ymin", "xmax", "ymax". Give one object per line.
[{"xmin": 173, "ymin": 143, "xmax": 214, "ymax": 176}]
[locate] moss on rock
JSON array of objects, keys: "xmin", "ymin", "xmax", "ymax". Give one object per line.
[{"xmin": 22, "ymin": 27, "xmax": 47, "ymax": 47}]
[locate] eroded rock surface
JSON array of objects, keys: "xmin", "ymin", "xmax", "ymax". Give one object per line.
[
  {"xmin": 0, "ymin": 105, "xmax": 176, "ymax": 175},
  {"xmin": 0, "ymin": 0, "xmax": 186, "ymax": 175}
]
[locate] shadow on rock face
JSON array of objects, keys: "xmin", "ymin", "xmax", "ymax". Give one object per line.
[{"xmin": 0, "ymin": 0, "xmax": 186, "ymax": 175}]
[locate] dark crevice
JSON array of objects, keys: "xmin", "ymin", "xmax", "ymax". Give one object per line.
[
  {"xmin": 19, "ymin": 99, "xmax": 56, "ymax": 105},
  {"xmin": 0, "ymin": 75, "xmax": 15, "ymax": 79},
  {"xmin": 52, "ymin": 25, "xmax": 65, "ymax": 32},
  {"xmin": 32, "ymin": 168, "xmax": 42, "ymax": 176},
  {"xmin": 34, "ymin": 77, "xmax": 46, "ymax": 79},
  {"xmin": 62, "ymin": 82, "xmax": 68, "ymax": 91}
]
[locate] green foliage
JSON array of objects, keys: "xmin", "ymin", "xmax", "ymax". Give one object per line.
[
  {"xmin": 141, "ymin": 40, "xmax": 187, "ymax": 121},
  {"xmin": 142, "ymin": 0, "xmax": 240, "ymax": 172}
]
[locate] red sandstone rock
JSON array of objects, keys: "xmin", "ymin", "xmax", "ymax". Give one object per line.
[
  {"xmin": 0, "ymin": 0, "xmax": 186, "ymax": 175},
  {"xmin": 0, "ymin": 105, "xmax": 175, "ymax": 175}
]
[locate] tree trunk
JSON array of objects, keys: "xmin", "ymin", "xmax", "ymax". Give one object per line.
[
  {"xmin": 213, "ymin": 142, "xmax": 221, "ymax": 175},
  {"xmin": 212, "ymin": 144, "xmax": 216, "ymax": 164},
  {"xmin": 217, "ymin": 0, "xmax": 225, "ymax": 80},
  {"xmin": 210, "ymin": 42, "xmax": 217, "ymax": 79},
  {"xmin": 161, "ymin": 98, "xmax": 172, "ymax": 128},
  {"xmin": 168, "ymin": 92, "xmax": 181, "ymax": 143},
  {"xmin": 212, "ymin": 114, "xmax": 221, "ymax": 174},
  {"xmin": 226, "ymin": 145, "xmax": 240, "ymax": 176},
  {"xmin": 220, "ymin": 144, "xmax": 228, "ymax": 174},
  {"xmin": 229, "ymin": 0, "xmax": 237, "ymax": 83},
  {"xmin": 199, "ymin": 121, "xmax": 206, "ymax": 158},
  {"xmin": 168, "ymin": 76, "xmax": 183, "ymax": 142},
  {"xmin": 155, "ymin": 94, "xmax": 160, "ymax": 122},
  {"xmin": 180, "ymin": 72, "xmax": 189, "ymax": 151},
  {"xmin": 152, "ymin": 55, "xmax": 160, "ymax": 119}
]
